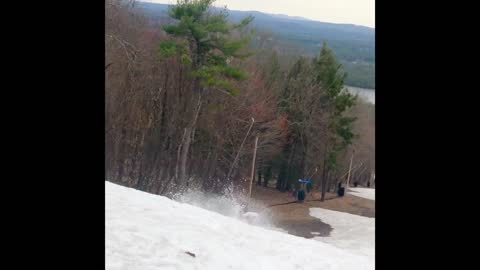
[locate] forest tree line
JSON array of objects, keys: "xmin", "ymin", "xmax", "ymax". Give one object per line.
[{"xmin": 106, "ymin": 0, "xmax": 375, "ymax": 200}]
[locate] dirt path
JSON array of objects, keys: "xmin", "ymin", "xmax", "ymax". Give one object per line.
[{"xmin": 247, "ymin": 186, "xmax": 375, "ymax": 238}]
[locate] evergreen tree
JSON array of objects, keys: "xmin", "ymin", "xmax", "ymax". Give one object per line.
[
  {"xmin": 275, "ymin": 57, "xmax": 312, "ymax": 192},
  {"xmin": 159, "ymin": 0, "xmax": 254, "ymax": 187},
  {"xmin": 314, "ymin": 42, "xmax": 357, "ymax": 201}
]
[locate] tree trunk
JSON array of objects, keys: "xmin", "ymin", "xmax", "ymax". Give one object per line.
[
  {"xmin": 246, "ymin": 136, "xmax": 259, "ymax": 209},
  {"xmin": 320, "ymin": 147, "xmax": 328, "ymax": 201},
  {"xmin": 179, "ymin": 126, "xmax": 193, "ymax": 186},
  {"xmin": 345, "ymin": 151, "xmax": 354, "ymax": 195},
  {"xmin": 321, "ymin": 167, "xmax": 329, "ymax": 201},
  {"xmin": 263, "ymin": 165, "xmax": 271, "ymax": 187},
  {"xmin": 177, "ymin": 93, "xmax": 202, "ymax": 188},
  {"xmin": 283, "ymin": 140, "xmax": 297, "ymax": 192},
  {"xmin": 257, "ymin": 169, "xmax": 262, "ymax": 186},
  {"xmin": 226, "ymin": 118, "xmax": 255, "ymax": 181},
  {"xmin": 276, "ymin": 164, "xmax": 285, "ymax": 190}
]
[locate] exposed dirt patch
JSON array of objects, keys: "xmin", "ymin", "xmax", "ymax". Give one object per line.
[
  {"xmin": 247, "ymin": 185, "xmax": 375, "ymax": 238},
  {"xmin": 278, "ymin": 218, "xmax": 332, "ymax": 238}
]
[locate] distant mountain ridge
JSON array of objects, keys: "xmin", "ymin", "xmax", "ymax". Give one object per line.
[
  {"xmin": 136, "ymin": 1, "xmax": 375, "ymax": 89},
  {"xmin": 266, "ymin": 13, "xmax": 311, "ymax": 21}
]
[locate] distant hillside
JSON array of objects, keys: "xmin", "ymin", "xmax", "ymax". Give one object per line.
[{"xmin": 136, "ymin": 1, "xmax": 375, "ymax": 89}]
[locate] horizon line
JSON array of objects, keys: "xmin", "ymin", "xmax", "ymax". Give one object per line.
[{"xmin": 137, "ymin": 0, "xmax": 375, "ymax": 29}]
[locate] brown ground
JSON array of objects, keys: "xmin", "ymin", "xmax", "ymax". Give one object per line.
[{"xmin": 246, "ymin": 185, "xmax": 375, "ymax": 238}]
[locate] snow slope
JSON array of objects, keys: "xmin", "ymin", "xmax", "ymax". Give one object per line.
[
  {"xmin": 106, "ymin": 181, "xmax": 373, "ymax": 270},
  {"xmin": 347, "ymin": 187, "xmax": 375, "ymax": 200},
  {"xmin": 309, "ymin": 208, "xmax": 375, "ymax": 260}
]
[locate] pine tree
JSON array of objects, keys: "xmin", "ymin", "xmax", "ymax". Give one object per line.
[
  {"xmin": 275, "ymin": 57, "xmax": 312, "ymax": 192},
  {"xmin": 159, "ymin": 0, "xmax": 254, "ymax": 188},
  {"xmin": 314, "ymin": 42, "xmax": 357, "ymax": 201}
]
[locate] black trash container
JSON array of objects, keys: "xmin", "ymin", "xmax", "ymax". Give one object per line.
[
  {"xmin": 297, "ymin": 190, "xmax": 306, "ymax": 202},
  {"xmin": 338, "ymin": 187, "xmax": 345, "ymax": 197}
]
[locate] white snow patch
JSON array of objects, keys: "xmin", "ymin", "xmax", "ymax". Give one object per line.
[
  {"xmin": 345, "ymin": 86, "xmax": 375, "ymax": 104},
  {"xmin": 106, "ymin": 181, "xmax": 373, "ymax": 270},
  {"xmin": 309, "ymin": 208, "xmax": 375, "ymax": 262},
  {"xmin": 241, "ymin": 212, "xmax": 260, "ymax": 224},
  {"xmin": 242, "ymin": 212, "xmax": 259, "ymax": 217},
  {"xmin": 347, "ymin": 187, "xmax": 375, "ymax": 200},
  {"xmin": 170, "ymin": 186, "xmax": 277, "ymax": 229}
]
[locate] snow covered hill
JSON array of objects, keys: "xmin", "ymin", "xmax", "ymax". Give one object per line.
[
  {"xmin": 106, "ymin": 181, "xmax": 373, "ymax": 270},
  {"xmin": 347, "ymin": 187, "xmax": 375, "ymax": 201},
  {"xmin": 310, "ymin": 208, "xmax": 375, "ymax": 259}
]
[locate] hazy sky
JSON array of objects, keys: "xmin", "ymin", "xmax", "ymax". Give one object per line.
[{"xmin": 142, "ymin": 0, "xmax": 375, "ymax": 28}]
